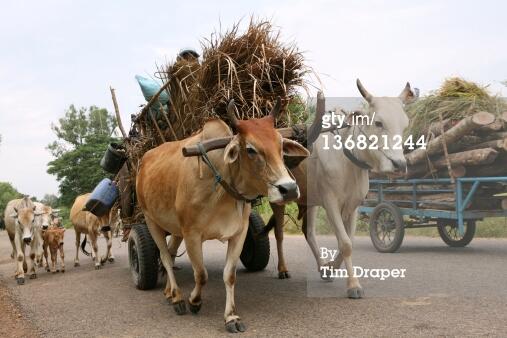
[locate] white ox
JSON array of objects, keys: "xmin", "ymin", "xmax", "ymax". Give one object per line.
[
  {"xmin": 305, "ymin": 79, "xmax": 414, "ymax": 297},
  {"xmin": 267, "ymin": 80, "xmax": 415, "ymax": 297},
  {"xmin": 4, "ymin": 197, "xmax": 41, "ymax": 284},
  {"xmin": 33, "ymin": 202, "xmax": 59, "ymax": 266}
]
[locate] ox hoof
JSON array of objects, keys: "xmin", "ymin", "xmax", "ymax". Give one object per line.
[
  {"xmin": 61, "ymin": 268, "xmax": 65, "ymax": 273},
  {"xmin": 16, "ymin": 277, "xmax": 25, "ymax": 285},
  {"xmin": 52, "ymin": 271, "xmax": 57, "ymax": 274},
  {"xmin": 29, "ymin": 274, "xmax": 37, "ymax": 279},
  {"xmin": 95, "ymin": 265, "xmax": 101, "ymax": 270},
  {"xmin": 188, "ymin": 301, "xmax": 202, "ymax": 314},
  {"xmin": 74, "ymin": 262, "xmax": 80, "ymax": 267},
  {"xmin": 320, "ymin": 272, "xmax": 333, "ymax": 282},
  {"xmin": 225, "ymin": 319, "xmax": 246, "ymax": 333},
  {"xmin": 46, "ymin": 267, "xmax": 50, "ymax": 272},
  {"xmin": 172, "ymin": 300, "xmax": 187, "ymax": 315},
  {"xmin": 108, "ymin": 257, "xmax": 115, "ymax": 263},
  {"xmin": 278, "ymin": 271, "xmax": 291, "ymax": 279},
  {"xmin": 347, "ymin": 287, "xmax": 364, "ymax": 299}
]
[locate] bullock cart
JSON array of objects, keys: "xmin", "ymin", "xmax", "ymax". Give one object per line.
[
  {"xmin": 106, "ymin": 20, "xmax": 311, "ymax": 290},
  {"xmin": 359, "ymin": 176, "xmax": 507, "ymax": 252}
]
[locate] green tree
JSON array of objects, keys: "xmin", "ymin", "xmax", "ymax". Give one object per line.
[
  {"xmin": 41, "ymin": 194, "xmax": 59, "ymax": 208},
  {"xmin": 47, "ymin": 105, "xmax": 117, "ymax": 206},
  {"xmin": 0, "ymin": 182, "xmax": 23, "ymax": 229}
]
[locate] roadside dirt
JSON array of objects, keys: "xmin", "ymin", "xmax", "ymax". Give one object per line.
[{"xmin": 0, "ymin": 277, "xmax": 40, "ymax": 338}]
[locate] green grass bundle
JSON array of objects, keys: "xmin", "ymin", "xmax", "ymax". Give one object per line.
[{"xmin": 406, "ymin": 77, "xmax": 507, "ymax": 139}]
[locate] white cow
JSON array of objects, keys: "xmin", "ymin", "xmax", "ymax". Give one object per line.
[
  {"xmin": 33, "ymin": 202, "xmax": 59, "ymax": 267},
  {"xmin": 4, "ymin": 197, "xmax": 41, "ymax": 284},
  {"xmin": 303, "ymin": 79, "xmax": 415, "ymax": 298}
]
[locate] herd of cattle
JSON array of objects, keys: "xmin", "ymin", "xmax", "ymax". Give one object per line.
[
  {"xmin": 3, "ymin": 193, "xmax": 118, "ymax": 284},
  {"xmin": 2, "ymin": 80, "xmax": 416, "ymax": 333}
]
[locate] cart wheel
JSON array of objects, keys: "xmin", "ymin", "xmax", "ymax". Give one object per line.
[
  {"xmin": 369, "ymin": 202, "xmax": 405, "ymax": 253},
  {"xmin": 128, "ymin": 224, "xmax": 159, "ymax": 290},
  {"xmin": 240, "ymin": 211, "xmax": 270, "ymax": 271},
  {"xmin": 437, "ymin": 220, "xmax": 476, "ymax": 247}
]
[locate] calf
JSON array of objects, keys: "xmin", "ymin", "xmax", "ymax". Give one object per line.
[{"xmin": 42, "ymin": 227, "xmax": 65, "ymax": 273}]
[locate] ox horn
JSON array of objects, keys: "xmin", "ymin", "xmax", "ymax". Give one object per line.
[
  {"xmin": 227, "ymin": 99, "xmax": 239, "ymax": 129},
  {"xmin": 269, "ymin": 97, "xmax": 282, "ymax": 120},
  {"xmin": 356, "ymin": 79, "xmax": 373, "ymax": 103}
]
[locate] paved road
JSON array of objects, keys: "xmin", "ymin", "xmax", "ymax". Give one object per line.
[{"xmin": 1, "ymin": 230, "xmax": 507, "ymax": 337}]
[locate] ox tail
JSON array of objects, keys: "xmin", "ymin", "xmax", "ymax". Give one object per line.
[
  {"xmin": 260, "ymin": 215, "xmax": 277, "ymax": 236},
  {"xmin": 80, "ymin": 235, "xmax": 91, "ymax": 256}
]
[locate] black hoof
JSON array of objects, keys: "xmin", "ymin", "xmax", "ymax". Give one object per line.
[
  {"xmin": 320, "ymin": 273, "xmax": 333, "ymax": 282},
  {"xmin": 61, "ymin": 269, "xmax": 65, "ymax": 273},
  {"xmin": 225, "ymin": 319, "xmax": 246, "ymax": 333},
  {"xmin": 347, "ymin": 287, "xmax": 364, "ymax": 299},
  {"xmin": 278, "ymin": 271, "xmax": 291, "ymax": 279},
  {"xmin": 188, "ymin": 301, "xmax": 202, "ymax": 314},
  {"xmin": 16, "ymin": 277, "xmax": 25, "ymax": 285},
  {"xmin": 52, "ymin": 271, "xmax": 57, "ymax": 274},
  {"xmin": 95, "ymin": 265, "xmax": 101, "ymax": 270},
  {"xmin": 74, "ymin": 262, "xmax": 80, "ymax": 267},
  {"xmin": 56, "ymin": 269, "xmax": 60, "ymax": 272},
  {"xmin": 29, "ymin": 274, "xmax": 37, "ymax": 279},
  {"xmin": 173, "ymin": 300, "xmax": 187, "ymax": 315},
  {"xmin": 46, "ymin": 268, "xmax": 50, "ymax": 272}
]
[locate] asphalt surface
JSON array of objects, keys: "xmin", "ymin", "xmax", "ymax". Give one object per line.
[{"xmin": 1, "ymin": 230, "xmax": 507, "ymax": 337}]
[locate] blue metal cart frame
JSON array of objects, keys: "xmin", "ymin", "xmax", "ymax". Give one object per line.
[{"xmin": 359, "ymin": 176, "xmax": 507, "ymax": 236}]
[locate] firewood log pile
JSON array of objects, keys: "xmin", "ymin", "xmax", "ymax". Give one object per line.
[{"xmin": 369, "ymin": 78, "xmax": 507, "ymax": 210}]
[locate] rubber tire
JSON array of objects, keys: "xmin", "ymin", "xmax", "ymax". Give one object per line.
[
  {"xmin": 437, "ymin": 220, "xmax": 476, "ymax": 247},
  {"xmin": 128, "ymin": 224, "xmax": 159, "ymax": 290},
  {"xmin": 369, "ymin": 202, "xmax": 405, "ymax": 253},
  {"xmin": 240, "ymin": 211, "xmax": 270, "ymax": 271}
]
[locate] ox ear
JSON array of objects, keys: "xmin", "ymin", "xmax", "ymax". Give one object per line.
[
  {"xmin": 282, "ymin": 138, "xmax": 310, "ymax": 169},
  {"xmin": 10, "ymin": 213, "xmax": 18, "ymax": 219},
  {"xmin": 224, "ymin": 135, "xmax": 241, "ymax": 164},
  {"xmin": 399, "ymin": 82, "xmax": 417, "ymax": 105}
]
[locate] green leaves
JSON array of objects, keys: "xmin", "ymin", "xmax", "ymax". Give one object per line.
[{"xmin": 47, "ymin": 105, "xmax": 118, "ymax": 206}]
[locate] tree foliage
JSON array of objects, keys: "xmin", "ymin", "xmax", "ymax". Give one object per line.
[
  {"xmin": 47, "ymin": 105, "xmax": 117, "ymax": 206},
  {"xmin": 0, "ymin": 182, "xmax": 23, "ymax": 228}
]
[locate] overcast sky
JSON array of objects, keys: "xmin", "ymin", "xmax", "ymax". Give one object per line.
[{"xmin": 0, "ymin": 0, "xmax": 506, "ymax": 199}]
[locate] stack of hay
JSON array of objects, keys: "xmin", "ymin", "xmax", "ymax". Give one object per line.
[
  {"xmin": 404, "ymin": 77, "xmax": 507, "ymax": 179},
  {"xmin": 121, "ymin": 19, "xmax": 309, "ymax": 224}
]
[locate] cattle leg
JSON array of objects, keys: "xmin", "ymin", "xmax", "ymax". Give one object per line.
[
  {"xmin": 8, "ymin": 233, "xmax": 15, "ymax": 259},
  {"xmin": 146, "ymin": 219, "xmax": 184, "ymax": 314},
  {"xmin": 50, "ymin": 247, "xmax": 57, "ymax": 273},
  {"xmin": 101, "ymin": 230, "xmax": 114, "ymax": 263},
  {"xmin": 323, "ymin": 200, "xmax": 363, "ymax": 299},
  {"xmin": 167, "ymin": 235, "xmax": 183, "ymax": 268},
  {"xmin": 28, "ymin": 244, "xmax": 37, "ymax": 279},
  {"xmin": 59, "ymin": 243, "xmax": 65, "ymax": 272},
  {"xmin": 34, "ymin": 229, "xmax": 44, "ymax": 267},
  {"xmin": 89, "ymin": 234, "xmax": 100, "ymax": 269},
  {"xmin": 14, "ymin": 232, "xmax": 25, "ymax": 284},
  {"xmin": 184, "ymin": 234, "xmax": 207, "ymax": 314},
  {"xmin": 43, "ymin": 242, "xmax": 50, "ymax": 272},
  {"xmin": 270, "ymin": 203, "xmax": 290, "ymax": 279},
  {"xmin": 303, "ymin": 206, "xmax": 328, "ymax": 271},
  {"xmin": 74, "ymin": 231, "xmax": 81, "ymax": 267},
  {"xmin": 223, "ymin": 210, "xmax": 249, "ymax": 333}
]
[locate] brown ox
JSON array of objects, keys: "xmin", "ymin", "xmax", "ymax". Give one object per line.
[
  {"xmin": 136, "ymin": 100, "xmax": 308, "ymax": 333},
  {"xmin": 42, "ymin": 227, "xmax": 65, "ymax": 273},
  {"xmin": 70, "ymin": 193, "xmax": 115, "ymax": 269}
]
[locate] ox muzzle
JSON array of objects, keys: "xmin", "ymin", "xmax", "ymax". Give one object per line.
[{"xmin": 269, "ymin": 177, "xmax": 300, "ymax": 203}]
